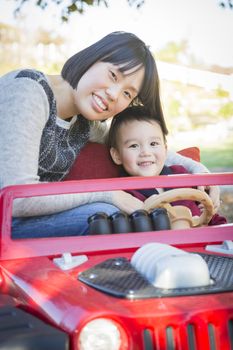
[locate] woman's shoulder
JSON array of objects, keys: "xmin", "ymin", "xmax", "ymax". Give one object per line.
[
  {"xmin": 14, "ymin": 69, "xmax": 45, "ymax": 81},
  {"xmin": 1, "ymin": 69, "xmax": 53, "ymax": 108},
  {"xmin": 0, "ymin": 69, "xmax": 48, "ymax": 93},
  {"xmin": 0, "ymin": 68, "xmax": 51, "ymax": 124},
  {"xmin": 1, "ymin": 68, "xmax": 44, "ymax": 81}
]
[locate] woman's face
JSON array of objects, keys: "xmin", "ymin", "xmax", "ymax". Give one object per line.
[{"xmin": 74, "ymin": 61, "xmax": 145, "ymax": 121}]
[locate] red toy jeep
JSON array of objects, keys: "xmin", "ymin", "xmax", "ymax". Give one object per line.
[{"xmin": 0, "ymin": 144, "xmax": 233, "ymax": 350}]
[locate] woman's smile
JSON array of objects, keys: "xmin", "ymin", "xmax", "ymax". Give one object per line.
[{"xmin": 92, "ymin": 93, "xmax": 108, "ymax": 112}]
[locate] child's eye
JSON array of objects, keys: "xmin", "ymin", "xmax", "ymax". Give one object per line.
[
  {"xmin": 129, "ymin": 144, "xmax": 138, "ymax": 148},
  {"xmin": 151, "ymin": 141, "xmax": 159, "ymax": 146},
  {"xmin": 110, "ymin": 70, "xmax": 117, "ymax": 81}
]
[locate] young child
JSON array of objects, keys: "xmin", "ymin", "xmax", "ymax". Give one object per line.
[{"xmin": 108, "ymin": 106, "xmax": 226, "ymax": 226}]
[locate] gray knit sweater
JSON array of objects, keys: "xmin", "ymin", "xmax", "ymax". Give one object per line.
[
  {"xmin": 0, "ymin": 69, "xmax": 208, "ymax": 217},
  {"xmin": 0, "ymin": 69, "xmax": 114, "ymax": 217}
]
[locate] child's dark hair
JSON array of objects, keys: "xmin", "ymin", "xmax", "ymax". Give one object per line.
[
  {"xmin": 61, "ymin": 31, "xmax": 168, "ymax": 134},
  {"xmin": 108, "ymin": 106, "xmax": 167, "ymax": 149}
]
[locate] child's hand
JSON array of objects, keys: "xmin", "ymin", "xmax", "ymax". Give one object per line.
[
  {"xmin": 112, "ymin": 190, "xmax": 144, "ymax": 214},
  {"xmin": 197, "ymin": 185, "xmax": 220, "ymax": 212}
]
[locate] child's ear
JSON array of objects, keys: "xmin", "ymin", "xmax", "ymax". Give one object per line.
[{"xmin": 110, "ymin": 147, "xmax": 122, "ymax": 165}]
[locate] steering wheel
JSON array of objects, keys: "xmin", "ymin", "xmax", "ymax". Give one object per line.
[{"xmin": 144, "ymin": 188, "xmax": 215, "ymax": 228}]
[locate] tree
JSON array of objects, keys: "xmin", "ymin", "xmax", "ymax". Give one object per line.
[
  {"xmin": 13, "ymin": 0, "xmax": 145, "ymax": 22},
  {"xmin": 10, "ymin": 0, "xmax": 233, "ymax": 22},
  {"xmin": 219, "ymin": 0, "xmax": 233, "ymax": 9}
]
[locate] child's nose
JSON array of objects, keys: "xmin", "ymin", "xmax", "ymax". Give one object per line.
[{"xmin": 140, "ymin": 145, "xmax": 151, "ymax": 156}]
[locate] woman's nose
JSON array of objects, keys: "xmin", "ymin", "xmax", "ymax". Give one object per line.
[{"xmin": 106, "ymin": 85, "xmax": 120, "ymax": 101}]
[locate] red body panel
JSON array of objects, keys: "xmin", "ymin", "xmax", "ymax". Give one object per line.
[{"xmin": 0, "ymin": 173, "xmax": 233, "ymax": 349}]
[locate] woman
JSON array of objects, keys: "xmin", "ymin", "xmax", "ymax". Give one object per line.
[{"xmin": 0, "ymin": 31, "xmax": 217, "ymax": 237}]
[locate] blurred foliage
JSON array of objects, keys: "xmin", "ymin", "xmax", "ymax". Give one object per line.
[
  {"xmin": 215, "ymin": 87, "xmax": 230, "ymax": 98},
  {"xmin": 0, "ymin": 21, "xmax": 65, "ymax": 74},
  {"xmin": 12, "ymin": 0, "xmax": 145, "ymax": 21},
  {"xmin": 35, "ymin": 30, "xmax": 64, "ymax": 45},
  {"xmin": 156, "ymin": 40, "xmax": 189, "ymax": 64},
  {"xmin": 167, "ymin": 99, "xmax": 181, "ymax": 118},
  {"xmin": 201, "ymin": 138, "xmax": 233, "ymax": 170},
  {"xmin": 218, "ymin": 102, "xmax": 233, "ymax": 118},
  {"xmin": 0, "ymin": 22, "xmax": 20, "ymax": 43}
]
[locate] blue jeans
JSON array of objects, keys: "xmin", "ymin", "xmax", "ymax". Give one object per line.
[{"xmin": 12, "ymin": 202, "xmax": 119, "ymax": 238}]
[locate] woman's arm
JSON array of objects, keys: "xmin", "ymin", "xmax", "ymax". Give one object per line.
[
  {"xmin": 165, "ymin": 150, "xmax": 220, "ymax": 211},
  {"xmin": 165, "ymin": 149, "xmax": 209, "ymax": 173},
  {"xmin": 0, "ymin": 74, "xmax": 48, "ymax": 191}
]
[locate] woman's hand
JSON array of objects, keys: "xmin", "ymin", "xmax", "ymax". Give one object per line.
[
  {"xmin": 197, "ymin": 185, "xmax": 220, "ymax": 212},
  {"xmin": 111, "ymin": 190, "xmax": 144, "ymax": 214}
]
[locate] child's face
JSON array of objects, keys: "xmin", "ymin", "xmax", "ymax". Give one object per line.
[{"xmin": 110, "ymin": 119, "xmax": 167, "ymax": 177}]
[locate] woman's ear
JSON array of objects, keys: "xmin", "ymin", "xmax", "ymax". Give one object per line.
[{"xmin": 110, "ymin": 147, "xmax": 122, "ymax": 165}]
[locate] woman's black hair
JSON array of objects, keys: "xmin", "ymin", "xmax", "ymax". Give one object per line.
[
  {"xmin": 61, "ymin": 31, "xmax": 168, "ymax": 134},
  {"xmin": 108, "ymin": 106, "xmax": 167, "ymax": 149}
]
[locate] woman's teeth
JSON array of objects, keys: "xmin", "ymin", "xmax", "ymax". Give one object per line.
[{"xmin": 93, "ymin": 94, "xmax": 107, "ymax": 111}]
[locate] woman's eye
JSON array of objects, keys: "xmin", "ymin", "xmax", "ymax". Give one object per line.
[
  {"xmin": 110, "ymin": 70, "xmax": 117, "ymax": 81},
  {"xmin": 124, "ymin": 91, "xmax": 132, "ymax": 99}
]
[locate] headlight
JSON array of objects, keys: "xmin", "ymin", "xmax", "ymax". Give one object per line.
[{"xmin": 78, "ymin": 318, "xmax": 127, "ymax": 350}]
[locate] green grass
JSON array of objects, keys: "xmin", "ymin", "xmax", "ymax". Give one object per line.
[{"xmin": 200, "ymin": 139, "xmax": 233, "ymax": 171}]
